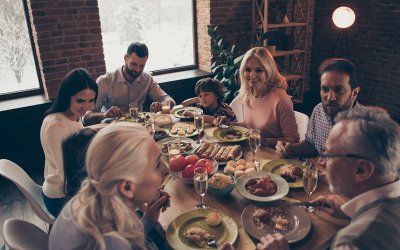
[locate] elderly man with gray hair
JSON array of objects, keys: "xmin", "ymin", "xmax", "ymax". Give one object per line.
[{"xmin": 256, "ymin": 106, "xmax": 400, "ymax": 250}]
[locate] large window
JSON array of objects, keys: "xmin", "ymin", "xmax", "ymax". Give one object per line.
[
  {"xmin": 98, "ymin": 0, "xmax": 196, "ymax": 74},
  {"xmin": 0, "ymin": 0, "xmax": 41, "ymax": 99}
]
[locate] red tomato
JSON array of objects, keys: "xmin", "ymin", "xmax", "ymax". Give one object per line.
[
  {"xmin": 169, "ymin": 155, "xmax": 187, "ymax": 172},
  {"xmin": 185, "ymin": 155, "xmax": 200, "ymax": 165},
  {"xmin": 194, "ymin": 158, "xmax": 214, "ymax": 175},
  {"xmin": 182, "ymin": 164, "xmax": 195, "ymax": 178}
]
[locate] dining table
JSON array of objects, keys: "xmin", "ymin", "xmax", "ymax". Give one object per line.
[{"xmin": 158, "ymin": 125, "xmax": 350, "ymax": 250}]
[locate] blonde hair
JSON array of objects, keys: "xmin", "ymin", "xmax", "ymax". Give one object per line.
[
  {"xmin": 237, "ymin": 47, "xmax": 287, "ymax": 103},
  {"xmin": 75, "ymin": 122, "xmax": 156, "ymax": 250}
]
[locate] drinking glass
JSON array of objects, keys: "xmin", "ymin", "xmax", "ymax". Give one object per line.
[
  {"xmin": 144, "ymin": 118, "xmax": 155, "ymax": 135},
  {"xmin": 167, "ymin": 141, "xmax": 181, "ymax": 161},
  {"xmin": 249, "ymin": 129, "xmax": 261, "ymax": 170},
  {"xmin": 194, "ymin": 167, "xmax": 208, "ymax": 209},
  {"xmin": 303, "ymin": 163, "xmax": 318, "ymax": 212},
  {"xmin": 161, "ymin": 100, "xmax": 171, "ymax": 114},
  {"xmin": 194, "ymin": 112, "xmax": 204, "ymax": 139},
  {"xmin": 129, "ymin": 102, "xmax": 139, "ymax": 120}
]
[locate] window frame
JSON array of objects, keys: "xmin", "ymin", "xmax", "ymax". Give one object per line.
[{"xmin": 0, "ymin": 0, "xmax": 44, "ymax": 101}]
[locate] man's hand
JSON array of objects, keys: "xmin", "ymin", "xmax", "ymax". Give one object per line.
[
  {"xmin": 150, "ymin": 102, "xmax": 162, "ymax": 113},
  {"xmin": 275, "ymin": 141, "xmax": 294, "ymax": 158},
  {"xmin": 257, "ymin": 233, "xmax": 290, "ymax": 250},
  {"xmin": 104, "ymin": 106, "xmax": 123, "ymax": 119},
  {"xmin": 312, "ymin": 195, "xmax": 350, "ymax": 219},
  {"xmin": 142, "ymin": 191, "xmax": 171, "ymax": 224}
]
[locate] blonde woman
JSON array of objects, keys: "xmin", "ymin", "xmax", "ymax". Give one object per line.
[
  {"xmin": 215, "ymin": 47, "xmax": 299, "ymax": 147},
  {"xmin": 49, "ymin": 123, "xmax": 170, "ymax": 250}
]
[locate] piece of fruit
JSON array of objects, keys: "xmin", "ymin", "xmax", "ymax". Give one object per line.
[
  {"xmin": 195, "ymin": 158, "xmax": 213, "ymax": 175},
  {"xmin": 169, "ymin": 155, "xmax": 187, "ymax": 172},
  {"xmin": 182, "ymin": 164, "xmax": 196, "ymax": 178},
  {"xmin": 185, "ymin": 154, "xmax": 200, "ymax": 165}
]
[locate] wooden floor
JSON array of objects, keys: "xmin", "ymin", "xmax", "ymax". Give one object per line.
[{"xmin": 0, "ymin": 173, "xmax": 49, "ymax": 248}]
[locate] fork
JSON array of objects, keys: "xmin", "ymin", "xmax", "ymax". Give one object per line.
[{"xmin": 207, "ymin": 239, "xmax": 218, "ymax": 247}]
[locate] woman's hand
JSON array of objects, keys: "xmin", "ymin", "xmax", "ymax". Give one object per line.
[
  {"xmin": 311, "ymin": 195, "xmax": 349, "ymax": 219},
  {"xmin": 256, "ymin": 233, "xmax": 290, "ymax": 250},
  {"xmin": 142, "ymin": 191, "xmax": 171, "ymax": 224}
]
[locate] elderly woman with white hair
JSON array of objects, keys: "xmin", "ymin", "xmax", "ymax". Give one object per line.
[
  {"xmin": 215, "ymin": 47, "xmax": 299, "ymax": 147},
  {"xmin": 49, "ymin": 123, "xmax": 170, "ymax": 250}
]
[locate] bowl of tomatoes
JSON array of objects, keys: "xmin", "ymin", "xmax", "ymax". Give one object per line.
[{"xmin": 168, "ymin": 154, "xmax": 218, "ymax": 184}]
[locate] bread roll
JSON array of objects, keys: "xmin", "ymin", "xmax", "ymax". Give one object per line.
[
  {"xmin": 206, "ymin": 212, "xmax": 221, "ymax": 227},
  {"xmin": 234, "ymin": 170, "xmax": 245, "ymax": 178}
]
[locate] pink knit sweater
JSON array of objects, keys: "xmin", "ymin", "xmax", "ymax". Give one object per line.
[{"xmin": 241, "ymin": 88, "xmax": 299, "ymax": 142}]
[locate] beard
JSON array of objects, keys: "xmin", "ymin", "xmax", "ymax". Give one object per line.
[
  {"xmin": 128, "ymin": 69, "xmax": 141, "ymax": 79},
  {"xmin": 322, "ymin": 95, "xmax": 354, "ymax": 119}
]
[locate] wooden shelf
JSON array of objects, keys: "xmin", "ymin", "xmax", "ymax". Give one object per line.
[
  {"xmin": 271, "ymin": 49, "xmax": 304, "ymax": 57},
  {"xmin": 267, "ymin": 22, "xmax": 306, "ymax": 29},
  {"xmin": 283, "ymin": 73, "xmax": 304, "ymax": 81}
]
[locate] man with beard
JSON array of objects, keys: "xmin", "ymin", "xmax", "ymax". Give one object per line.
[
  {"xmin": 276, "ymin": 58, "xmax": 361, "ymax": 158},
  {"xmin": 84, "ymin": 42, "xmax": 175, "ymax": 125}
]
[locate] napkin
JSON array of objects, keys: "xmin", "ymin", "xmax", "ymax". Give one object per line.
[{"xmin": 237, "ymin": 228, "xmax": 256, "ymax": 250}]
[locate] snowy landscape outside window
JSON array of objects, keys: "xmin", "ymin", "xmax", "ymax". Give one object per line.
[
  {"xmin": 98, "ymin": 0, "xmax": 196, "ymax": 73},
  {"xmin": 0, "ymin": 0, "xmax": 41, "ymax": 98}
]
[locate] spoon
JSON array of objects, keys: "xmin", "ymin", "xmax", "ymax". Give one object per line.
[{"xmin": 219, "ymin": 124, "xmax": 230, "ymax": 129}]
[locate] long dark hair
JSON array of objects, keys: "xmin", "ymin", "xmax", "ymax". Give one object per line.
[
  {"xmin": 45, "ymin": 68, "xmax": 98, "ymax": 117},
  {"xmin": 62, "ymin": 128, "xmax": 97, "ymax": 202}
]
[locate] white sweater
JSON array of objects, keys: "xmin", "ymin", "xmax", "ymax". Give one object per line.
[{"xmin": 40, "ymin": 113, "xmax": 82, "ymax": 198}]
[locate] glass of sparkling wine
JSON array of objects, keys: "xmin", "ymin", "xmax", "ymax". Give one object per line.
[
  {"xmin": 249, "ymin": 129, "xmax": 261, "ymax": 170},
  {"xmin": 194, "ymin": 112, "xmax": 204, "ymax": 138},
  {"xmin": 303, "ymin": 164, "xmax": 319, "ymax": 212},
  {"xmin": 194, "ymin": 167, "xmax": 208, "ymax": 209},
  {"xmin": 129, "ymin": 102, "xmax": 139, "ymax": 120}
]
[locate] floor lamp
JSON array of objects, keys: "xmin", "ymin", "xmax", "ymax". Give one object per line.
[{"xmin": 330, "ymin": 6, "xmax": 355, "ymax": 59}]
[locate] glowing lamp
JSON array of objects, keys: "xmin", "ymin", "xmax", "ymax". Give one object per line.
[{"xmin": 332, "ymin": 6, "xmax": 355, "ymax": 29}]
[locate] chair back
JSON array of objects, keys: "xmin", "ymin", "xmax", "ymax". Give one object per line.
[
  {"xmin": 3, "ymin": 218, "xmax": 49, "ymax": 250},
  {"xmin": 0, "ymin": 159, "xmax": 55, "ymax": 224},
  {"xmin": 294, "ymin": 111, "xmax": 309, "ymax": 141},
  {"xmin": 229, "ymin": 96, "xmax": 244, "ymax": 121}
]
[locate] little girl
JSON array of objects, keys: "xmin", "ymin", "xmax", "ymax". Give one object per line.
[{"xmin": 182, "ymin": 77, "xmax": 237, "ymax": 124}]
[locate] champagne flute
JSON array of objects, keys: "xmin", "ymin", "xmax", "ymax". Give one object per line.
[
  {"xmin": 249, "ymin": 129, "xmax": 261, "ymax": 170},
  {"xmin": 194, "ymin": 111, "xmax": 204, "ymax": 140},
  {"xmin": 194, "ymin": 167, "xmax": 208, "ymax": 209},
  {"xmin": 303, "ymin": 163, "xmax": 318, "ymax": 212}
]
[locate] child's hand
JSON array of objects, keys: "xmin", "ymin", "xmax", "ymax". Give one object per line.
[
  {"xmin": 183, "ymin": 110, "xmax": 195, "ymax": 118},
  {"xmin": 213, "ymin": 116, "xmax": 228, "ymax": 127}
]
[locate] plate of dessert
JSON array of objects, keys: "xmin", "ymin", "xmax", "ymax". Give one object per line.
[
  {"xmin": 171, "ymin": 106, "xmax": 203, "ymax": 119},
  {"xmin": 166, "ymin": 208, "xmax": 238, "ymax": 249},
  {"xmin": 193, "ymin": 142, "xmax": 242, "ymax": 165},
  {"xmin": 213, "ymin": 126, "xmax": 249, "ymax": 143},
  {"xmin": 165, "ymin": 122, "xmax": 199, "ymax": 138},
  {"xmin": 241, "ymin": 204, "xmax": 311, "ymax": 243},
  {"xmin": 262, "ymin": 159, "xmax": 305, "ymax": 188},
  {"xmin": 235, "ymin": 172, "xmax": 289, "ymax": 202}
]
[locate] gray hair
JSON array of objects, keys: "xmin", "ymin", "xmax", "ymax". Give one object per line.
[{"xmin": 335, "ymin": 106, "xmax": 400, "ymax": 176}]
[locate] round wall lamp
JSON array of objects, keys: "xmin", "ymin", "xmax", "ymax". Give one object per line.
[{"xmin": 332, "ymin": 6, "xmax": 356, "ymax": 28}]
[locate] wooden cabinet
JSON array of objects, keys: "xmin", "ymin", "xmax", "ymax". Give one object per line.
[{"xmin": 252, "ymin": 0, "xmax": 311, "ymax": 103}]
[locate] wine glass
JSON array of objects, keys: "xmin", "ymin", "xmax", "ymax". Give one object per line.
[
  {"xmin": 194, "ymin": 167, "xmax": 208, "ymax": 209},
  {"xmin": 194, "ymin": 111, "xmax": 204, "ymax": 140},
  {"xmin": 303, "ymin": 163, "xmax": 318, "ymax": 212},
  {"xmin": 249, "ymin": 129, "xmax": 261, "ymax": 170}
]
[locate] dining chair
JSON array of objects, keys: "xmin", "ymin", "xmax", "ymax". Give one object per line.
[
  {"xmin": 3, "ymin": 218, "xmax": 49, "ymax": 250},
  {"xmin": 229, "ymin": 96, "xmax": 243, "ymax": 121},
  {"xmin": 0, "ymin": 159, "xmax": 55, "ymax": 225},
  {"xmin": 294, "ymin": 111, "xmax": 309, "ymax": 141}
]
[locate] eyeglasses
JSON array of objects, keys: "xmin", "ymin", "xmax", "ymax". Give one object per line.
[{"xmin": 318, "ymin": 153, "xmax": 372, "ymax": 164}]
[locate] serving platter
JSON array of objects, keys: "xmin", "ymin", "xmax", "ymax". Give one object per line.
[
  {"xmin": 193, "ymin": 142, "xmax": 242, "ymax": 165},
  {"xmin": 166, "ymin": 208, "xmax": 238, "ymax": 249},
  {"xmin": 171, "ymin": 106, "xmax": 203, "ymax": 119},
  {"xmin": 235, "ymin": 171, "xmax": 289, "ymax": 202},
  {"xmin": 262, "ymin": 159, "xmax": 305, "ymax": 188},
  {"xmin": 157, "ymin": 137, "xmax": 197, "ymax": 155}
]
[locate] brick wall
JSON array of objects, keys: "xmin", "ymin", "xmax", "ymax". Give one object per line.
[
  {"xmin": 27, "ymin": 0, "xmax": 106, "ymax": 100},
  {"xmin": 310, "ymin": 0, "xmax": 400, "ymax": 119}
]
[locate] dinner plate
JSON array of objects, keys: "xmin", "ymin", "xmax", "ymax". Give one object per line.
[
  {"xmin": 193, "ymin": 142, "xmax": 242, "ymax": 165},
  {"xmin": 170, "ymin": 158, "xmax": 218, "ymax": 184},
  {"xmin": 241, "ymin": 204, "xmax": 311, "ymax": 243},
  {"xmin": 125, "ymin": 112, "xmax": 153, "ymax": 123},
  {"xmin": 164, "ymin": 122, "xmax": 199, "ymax": 138},
  {"xmin": 262, "ymin": 159, "xmax": 305, "ymax": 188},
  {"xmin": 171, "ymin": 106, "xmax": 203, "ymax": 119},
  {"xmin": 166, "ymin": 208, "xmax": 238, "ymax": 249},
  {"xmin": 235, "ymin": 171, "xmax": 289, "ymax": 202},
  {"xmin": 157, "ymin": 137, "xmax": 196, "ymax": 155},
  {"xmin": 213, "ymin": 126, "xmax": 249, "ymax": 143}
]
